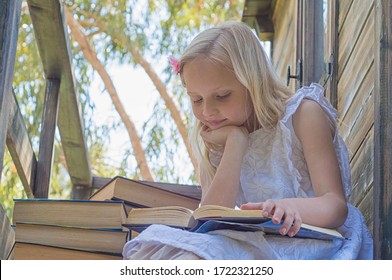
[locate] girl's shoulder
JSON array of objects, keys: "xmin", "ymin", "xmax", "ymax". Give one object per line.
[{"xmin": 282, "ymin": 83, "xmax": 337, "ymax": 125}]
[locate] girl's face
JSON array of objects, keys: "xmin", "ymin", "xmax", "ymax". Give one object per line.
[{"xmin": 183, "ymin": 58, "xmax": 253, "ymax": 131}]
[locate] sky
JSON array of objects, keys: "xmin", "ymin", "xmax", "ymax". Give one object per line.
[
  {"xmin": 90, "ymin": 64, "xmax": 158, "ymax": 167},
  {"xmin": 89, "ymin": 62, "xmax": 195, "ymax": 184}
]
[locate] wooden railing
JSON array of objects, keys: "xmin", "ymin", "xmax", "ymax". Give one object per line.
[{"xmin": 1, "ymin": 0, "xmax": 92, "ymax": 200}]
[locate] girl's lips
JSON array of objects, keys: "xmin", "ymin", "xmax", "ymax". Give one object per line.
[{"xmin": 205, "ymin": 119, "xmax": 227, "ymax": 128}]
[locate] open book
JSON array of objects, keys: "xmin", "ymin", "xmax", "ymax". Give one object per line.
[{"xmin": 123, "ymin": 205, "xmax": 344, "ymax": 241}]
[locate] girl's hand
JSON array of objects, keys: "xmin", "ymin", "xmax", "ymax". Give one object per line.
[
  {"xmin": 200, "ymin": 125, "xmax": 248, "ymax": 147},
  {"xmin": 241, "ymin": 200, "xmax": 303, "ymax": 237}
]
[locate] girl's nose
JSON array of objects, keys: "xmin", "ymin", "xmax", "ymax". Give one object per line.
[{"xmin": 202, "ymin": 101, "xmax": 218, "ymax": 117}]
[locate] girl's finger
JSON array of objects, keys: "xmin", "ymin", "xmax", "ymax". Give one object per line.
[
  {"xmin": 280, "ymin": 212, "xmax": 295, "ymax": 236},
  {"xmin": 240, "ymin": 202, "xmax": 263, "ymax": 210},
  {"xmin": 288, "ymin": 215, "xmax": 302, "ymax": 237}
]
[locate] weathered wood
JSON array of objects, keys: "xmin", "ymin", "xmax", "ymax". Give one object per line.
[
  {"xmin": 0, "ymin": 0, "xmax": 22, "ymax": 183},
  {"xmin": 357, "ymin": 186, "xmax": 374, "ymax": 237},
  {"xmin": 34, "ymin": 79, "xmax": 60, "ymax": 198},
  {"xmin": 6, "ymin": 91, "xmax": 36, "ymax": 198},
  {"xmin": 339, "ymin": 64, "xmax": 374, "ymax": 157},
  {"xmin": 242, "ymin": 0, "xmax": 274, "ymax": 41},
  {"xmin": 27, "ymin": 0, "xmax": 92, "ymax": 188},
  {"xmin": 338, "ymin": 0, "xmax": 374, "ymax": 81},
  {"xmin": 338, "ymin": 0, "xmax": 354, "ymax": 33},
  {"xmin": 323, "ymin": 0, "xmax": 339, "ymax": 108},
  {"xmin": 0, "ymin": 204, "xmax": 15, "ymax": 260},
  {"xmin": 349, "ymin": 127, "xmax": 374, "ymax": 207},
  {"xmin": 374, "ymin": 0, "xmax": 392, "ymax": 260},
  {"xmin": 301, "ymin": 0, "xmax": 324, "ymax": 86},
  {"xmin": 338, "ymin": 8, "xmax": 374, "ymax": 122}
]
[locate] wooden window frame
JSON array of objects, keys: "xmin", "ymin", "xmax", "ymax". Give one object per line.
[{"xmin": 296, "ymin": 0, "xmax": 338, "ymax": 108}]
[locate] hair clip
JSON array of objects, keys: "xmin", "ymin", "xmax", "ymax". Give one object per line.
[{"xmin": 169, "ymin": 56, "xmax": 180, "ymax": 75}]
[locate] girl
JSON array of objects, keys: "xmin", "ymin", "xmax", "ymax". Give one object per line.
[{"xmin": 123, "ymin": 21, "xmax": 373, "ymax": 259}]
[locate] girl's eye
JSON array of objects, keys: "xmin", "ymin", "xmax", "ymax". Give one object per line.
[
  {"xmin": 193, "ymin": 98, "xmax": 203, "ymax": 104},
  {"xmin": 217, "ymin": 92, "xmax": 231, "ymax": 100}
]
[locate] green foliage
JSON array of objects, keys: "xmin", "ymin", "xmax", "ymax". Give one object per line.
[
  {"xmin": 3, "ymin": 0, "xmax": 245, "ymax": 217},
  {"xmin": 0, "ymin": 149, "xmax": 27, "ymax": 223}
]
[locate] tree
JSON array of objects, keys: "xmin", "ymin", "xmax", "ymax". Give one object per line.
[
  {"xmin": 63, "ymin": 0, "xmax": 244, "ymax": 182},
  {"xmin": 1, "ymin": 0, "xmax": 244, "ymax": 217}
]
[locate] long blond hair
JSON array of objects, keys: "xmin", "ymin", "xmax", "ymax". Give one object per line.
[{"xmin": 179, "ymin": 21, "xmax": 293, "ymax": 185}]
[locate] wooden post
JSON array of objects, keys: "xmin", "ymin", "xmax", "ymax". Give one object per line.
[
  {"xmin": 34, "ymin": 79, "xmax": 60, "ymax": 198},
  {"xmin": 295, "ymin": 0, "xmax": 324, "ymax": 88},
  {"xmin": 0, "ymin": 0, "xmax": 22, "ymax": 182},
  {"xmin": 374, "ymin": 0, "xmax": 392, "ymax": 259},
  {"xmin": 325, "ymin": 0, "xmax": 339, "ymax": 108}
]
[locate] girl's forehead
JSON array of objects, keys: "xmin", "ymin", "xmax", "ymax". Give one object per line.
[{"xmin": 183, "ymin": 58, "xmax": 235, "ymax": 86}]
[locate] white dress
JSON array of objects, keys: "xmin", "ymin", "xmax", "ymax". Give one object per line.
[{"xmin": 123, "ymin": 83, "xmax": 373, "ymax": 260}]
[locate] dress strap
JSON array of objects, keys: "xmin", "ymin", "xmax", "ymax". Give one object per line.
[{"xmin": 282, "ymin": 83, "xmax": 337, "ymax": 128}]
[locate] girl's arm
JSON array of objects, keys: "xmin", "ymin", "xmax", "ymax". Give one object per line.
[
  {"xmin": 200, "ymin": 126, "xmax": 248, "ymax": 208},
  {"xmin": 242, "ymin": 99, "xmax": 348, "ymax": 236}
]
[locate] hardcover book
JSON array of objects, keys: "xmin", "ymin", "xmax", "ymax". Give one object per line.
[
  {"xmin": 12, "ymin": 242, "xmax": 123, "ymax": 260},
  {"xmin": 13, "ymin": 199, "xmax": 127, "ymax": 229},
  {"xmin": 15, "ymin": 223, "xmax": 129, "ymax": 254},
  {"xmin": 89, "ymin": 176, "xmax": 201, "ymax": 210}
]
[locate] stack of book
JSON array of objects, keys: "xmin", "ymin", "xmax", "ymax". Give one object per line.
[
  {"xmin": 11, "ymin": 177, "xmax": 202, "ymax": 260},
  {"xmin": 12, "ymin": 199, "xmax": 128, "ymax": 260}
]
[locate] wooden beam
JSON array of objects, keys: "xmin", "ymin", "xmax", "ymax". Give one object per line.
[
  {"xmin": 0, "ymin": 0, "xmax": 22, "ymax": 183},
  {"xmin": 242, "ymin": 0, "xmax": 274, "ymax": 41},
  {"xmin": 6, "ymin": 91, "xmax": 36, "ymax": 198},
  {"xmin": 27, "ymin": 0, "xmax": 92, "ymax": 187},
  {"xmin": 34, "ymin": 79, "xmax": 60, "ymax": 198},
  {"xmin": 374, "ymin": 0, "xmax": 392, "ymax": 260}
]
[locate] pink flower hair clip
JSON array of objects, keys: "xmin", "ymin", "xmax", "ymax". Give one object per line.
[{"xmin": 169, "ymin": 55, "xmax": 180, "ymax": 75}]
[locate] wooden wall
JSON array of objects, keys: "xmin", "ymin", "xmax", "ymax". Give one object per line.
[
  {"xmin": 337, "ymin": 0, "xmax": 374, "ymax": 232},
  {"xmin": 269, "ymin": 0, "xmax": 375, "ymax": 233}
]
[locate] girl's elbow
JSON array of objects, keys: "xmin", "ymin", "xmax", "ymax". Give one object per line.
[{"xmin": 333, "ymin": 199, "xmax": 348, "ymax": 228}]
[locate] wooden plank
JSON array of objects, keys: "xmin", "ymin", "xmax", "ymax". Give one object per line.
[
  {"xmin": 338, "ymin": 8, "xmax": 374, "ymax": 121},
  {"xmin": 0, "ymin": 0, "xmax": 22, "ymax": 183},
  {"xmin": 34, "ymin": 79, "xmax": 60, "ymax": 198},
  {"xmin": 0, "ymin": 204, "xmax": 15, "ymax": 260},
  {"xmin": 6, "ymin": 91, "xmax": 36, "ymax": 198},
  {"xmin": 374, "ymin": 0, "xmax": 392, "ymax": 260},
  {"xmin": 338, "ymin": 0, "xmax": 373, "ymax": 81},
  {"xmin": 338, "ymin": 0, "xmax": 354, "ymax": 34},
  {"xmin": 349, "ymin": 126, "xmax": 373, "ymax": 207},
  {"xmin": 339, "ymin": 63, "xmax": 374, "ymax": 157},
  {"xmin": 27, "ymin": 0, "xmax": 92, "ymax": 188},
  {"xmin": 357, "ymin": 186, "xmax": 374, "ymax": 237}
]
